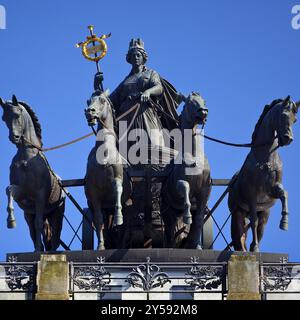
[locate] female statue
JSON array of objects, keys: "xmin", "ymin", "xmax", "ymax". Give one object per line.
[
  {"xmin": 92, "ymin": 39, "xmax": 181, "ymax": 248},
  {"xmin": 94, "ymin": 38, "xmax": 180, "ymax": 159}
]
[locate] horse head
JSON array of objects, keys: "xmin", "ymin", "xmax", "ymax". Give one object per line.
[
  {"xmin": 180, "ymin": 92, "xmax": 208, "ymax": 128},
  {"xmin": 275, "ymin": 96, "xmax": 298, "ymax": 147},
  {"xmin": 84, "ymin": 89, "xmax": 112, "ymax": 127},
  {"xmin": 1, "ymin": 95, "xmax": 26, "ymax": 145}
]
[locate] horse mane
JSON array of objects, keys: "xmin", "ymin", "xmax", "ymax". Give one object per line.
[
  {"xmin": 91, "ymin": 90, "xmax": 117, "ymax": 129},
  {"xmin": 19, "ymin": 101, "xmax": 43, "ymax": 145},
  {"xmin": 105, "ymin": 95, "xmax": 117, "ymax": 128},
  {"xmin": 251, "ymin": 99, "xmax": 283, "ymax": 143}
]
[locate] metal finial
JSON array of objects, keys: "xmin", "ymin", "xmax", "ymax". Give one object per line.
[{"xmin": 88, "ymin": 25, "xmax": 94, "ymax": 33}]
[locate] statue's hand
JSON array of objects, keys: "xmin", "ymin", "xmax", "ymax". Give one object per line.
[
  {"xmin": 94, "ymin": 72, "xmax": 103, "ymax": 91},
  {"xmin": 141, "ymin": 91, "xmax": 150, "ymax": 103}
]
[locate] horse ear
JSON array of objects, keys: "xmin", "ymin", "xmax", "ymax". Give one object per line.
[
  {"xmin": 104, "ymin": 89, "xmax": 110, "ymax": 97},
  {"xmin": 296, "ymin": 101, "xmax": 300, "ymax": 109},
  {"xmin": 283, "ymin": 95, "xmax": 290, "ymax": 106},
  {"xmin": 12, "ymin": 94, "xmax": 18, "ymax": 106},
  {"xmin": 0, "ymin": 97, "xmax": 4, "ymax": 108},
  {"xmin": 178, "ymin": 93, "xmax": 187, "ymax": 103}
]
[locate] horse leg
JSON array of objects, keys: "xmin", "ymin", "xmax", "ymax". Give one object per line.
[
  {"xmin": 249, "ymin": 204, "xmax": 259, "ymax": 252},
  {"xmin": 6, "ymin": 186, "xmax": 17, "ymax": 228},
  {"xmin": 34, "ymin": 192, "xmax": 46, "ymax": 252},
  {"xmin": 42, "ymin": 219, "xmax": 52, "ymax": 251},
  {"xmin": 24, "ymin": 212, "xmax": 36, "ymax": 246},
  {"xmin": 47, "ymin": 202, "xmax": 65, "ymax": 251},
  {"xmin": 92, "ymin": 201, "xmax": 105, "ymax": 250},
  {"xmin": 231, "ymin": 208, "xmax": 248, "ymax": 252},
  {"xmin": 187, "ymin": 195, "xmax": 207, "ymax": 250},
  {"xmin": 257, "ymin": 209, "xmax": 270, "ymax": 246},
  {"xmin": 161, "ymin": 206, "xmax": 176, "ymax": 248},
  {"xmin": 272, "ymin": 183, "xmax": 289, "ymax": 231},
  {"xmin": 176, "ymin": 180, "xmax": 192, "ymax": 225},
  {"xmin": 113, "ymin": 177, "xmax": 123, "ymax": 226}
]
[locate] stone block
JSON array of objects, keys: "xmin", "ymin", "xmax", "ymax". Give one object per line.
[
  {"xmin": 35, "ymin": 254, "xmax": 69, "ymax": 300},
  {"xmin": 227, "ymin": 254, "xmax": 261, "ymax": 300}
]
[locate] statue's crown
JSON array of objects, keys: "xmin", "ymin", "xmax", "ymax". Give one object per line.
[{"xmin": 128, "ymin": 38, "xmax": 145, "ymax": 51}]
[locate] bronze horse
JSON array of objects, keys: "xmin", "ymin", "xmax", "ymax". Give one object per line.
[
  {"xmin": 84, "ymin": 91, "xmax": 132, "ymax": 250},
  {"xmin": 1, "ymin": 95, "xmax": 65, "ymax": 251},
  {"xmin": 161, "ymin": 93, "xmax": 211, "ymax": 249},
  {"xmin": 229, "ymin": 96, "xmax": 299, "ymax": 252}
]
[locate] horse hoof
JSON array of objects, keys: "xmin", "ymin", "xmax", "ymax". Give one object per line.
[
  {"xmin": 7, "ymin": 219, "xmax": 16, "ymax": 229},
  {"xmin": 97, "ymin": 244, "xmax": 105, "ymax": 250},
  {"xmin": 34, "ymin": 245, "xmax": 44, "ymax": 252},
  {"xmin": 250, "ymin": 244, "xmax": 259, "ymax": 252},
  {"xmin": 114, "ymin": 215, "xmax": 123, "ymax": 226},
  {"xmin": 196, "ymin": 245, "xmax": 203, "ymax": 250},
  {"xmin": 183, "ymin": 216, "xmax": 192, "ymax": 225},
  {"xmin": 280, "ymin": 221, "xmax": 288, "ymax": 231}
]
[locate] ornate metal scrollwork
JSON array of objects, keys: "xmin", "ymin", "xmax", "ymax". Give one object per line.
[
  {"xmin": 72, "ymin": 265, "xmax": 111, "ymax": 291},
  {"xmin": 126, "ymin": 257, "xmax": 171, "ymax": 291},
  {"xmin": 5, "ymin": 263, "xmax": 36, "ymax": 292},
  {"xmin": 262, "ymin": 265, "xmax": 292, "ymax": 291},
  {"xmin": 185, "ymin": 258, "xmax": 223, "ymax": 290}
]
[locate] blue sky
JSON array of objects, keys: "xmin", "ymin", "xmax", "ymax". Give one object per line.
[{"xmin": 0, "ymin": 0, "xmax": 299, "ymax": 261}]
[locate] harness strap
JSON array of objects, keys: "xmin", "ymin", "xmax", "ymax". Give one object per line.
[
  {"xmin": 23, "ymin": 97, "xmax": 275, "ymax": 152},
  {"xmin": 23, "ymin": 133, "xmax": 94, "ymax": 152}
]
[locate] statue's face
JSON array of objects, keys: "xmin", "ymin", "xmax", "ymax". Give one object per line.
[{"xmin": 130, "ymin": 50, "xmax": 144, "ymax": 67}]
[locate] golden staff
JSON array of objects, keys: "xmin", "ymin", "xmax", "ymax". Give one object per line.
[{"xmin": 76, "ymin": 25, "xmax": 111, "ymax": 91}]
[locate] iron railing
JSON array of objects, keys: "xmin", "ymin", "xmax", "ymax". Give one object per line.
[
  {"xmin": 260, "ymin": 262, "xmax": 300, "ymax": 300},
  {"xmin": 69, "ymin": 257, "xmax": 227, "ymax": 300},
  {"xmin": 0, "ymin": 258, "xmax": 37, "ymax": 299},
  {"xmin": 1, "ymin": 258, "xmax": 300, "ymax": 300}
]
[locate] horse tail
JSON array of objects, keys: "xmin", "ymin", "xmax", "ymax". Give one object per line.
[{"xmin": 43, "ymin": 219, "xmax": 52, "ymax": 251}]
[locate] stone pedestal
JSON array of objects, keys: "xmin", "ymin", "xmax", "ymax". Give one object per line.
[
  {"xmin": 35, "ymin": 254, "xmax": 69, "ymax": 300},
  {"xmin": 227, "ymin": 255, "xmax": 261, "ymax": 300}
]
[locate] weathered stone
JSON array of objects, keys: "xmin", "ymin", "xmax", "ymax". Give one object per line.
[
  {"xmin": 227, "ymin": 254, "xmax": 261, "ymax": 300},
  {"xmin": 35, "ymin": 254, "xmax": 69, "ymax": 300}
]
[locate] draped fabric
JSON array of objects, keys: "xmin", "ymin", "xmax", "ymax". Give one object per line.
[{"xmin": 109, "ymin": 67, "xmax": 180, "ymax": 146}]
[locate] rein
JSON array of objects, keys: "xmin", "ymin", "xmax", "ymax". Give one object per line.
[
  {"xmin": 150, "ymin": 99, "xmax": 276, "ymax": 149},
  {"xmin": 21, "ymin": 102, "xmax": 139, "ymax": 152},
  {"xmin": 23, "ymin": 97, "xmax": 274, "ymax": 152},
  {"xmin": 23, "ymin": 132, "xmax": 94, "ymax": 152}
]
